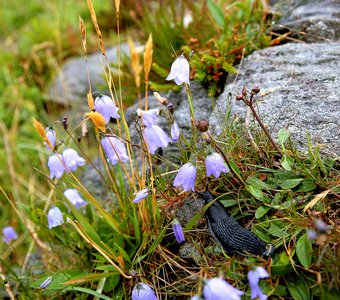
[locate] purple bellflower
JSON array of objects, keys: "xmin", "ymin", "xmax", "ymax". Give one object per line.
[
  {"xmin": 48, "ymin": 154, "xmax": 67, "ymax": 179},
  {"xmin": 2, "ymin": 226, "xmax": 18, "ymax": 244},
  {"xmin": 64, "ymin": 189, "xmax": 87, "ymax": 209},
  {"xmin": 137, "ymin": 108, "xmax": 160, "ymax": 127},
  {"xmin": 248, "ymin": 266, "xmax": 269, "ymax": 300},
  {"xmin": 205, "ymin": 152, "xmax": 229, "ymax": 178},
  {"xmin": 62, "ymin": 148, "xmax": 86, "ymax": 172},
  {"xmin": 171, "ymin": 122, "xmax": 180, "ymax": 141},
  {"xmin": 94, "ymin": 95, "xmax": 120, "ymax": 125},
  {"xmin": 133, "ymin": 189, "xmax": 149, "ymax": 204},
  {"xmin": 191, "ymin": 296, "xmax": 203, "ymax": 300},
  {"xmin": 172, "ymin": 219, "xmax": 185, "ymax": 244},
  {"xmin": 45, "ymin": 127, "xmax": 56, "ymax": 150},
  {"xmin": 173, "ymin": 162, "xmax": 197, "ymax": 192},
  {"xmin": 132, "ymin": 282, "xmax": 158, "ymax": 300},
  {"xmin": 314, "ymin": 218, "xmax": 328, "ymax": 232},
  {"xmin": 307, "ymin": 229, "xmax": 317, "ymax": 240},
  {"xmin": 48, "ymin": 207, "xmax": 64, "ymax": 229},
  {"xmin": 166, "ymin": 54, "xmax": 190, "ymax": 85},
  {"xmin": 203, "ymin": 277, "xmax": 244, "ymax": 300},
  {"xmin": 143, "ymin": 125, "xmax": 171, "ymax": 154},
  {"xmin": 40, "ymin": 276, "xmax": 54, "ymax": 289},
  {"xmin": 101, "ymin": 136, "xmax": 129, "ymax": 165}
]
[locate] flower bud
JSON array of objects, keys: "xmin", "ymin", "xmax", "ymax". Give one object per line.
[
  {"xmin": 153, "ymin": 92, "xmax": 168, "ymax": 105},
  {"xmin": 236, "ymin": 94, "xmax": 244, "ymax": 101},
  {"xmin": 168, "ymin": 103, "xmax": 174, "ymax": 115},
  {"xmin": 251, "ymin": 87, "xmax": 260, "ymax": 94},
  {"xmin": 196, "ymin": 119, "xmax": 209, "ymax": 132},
  {"xmin": 242, "ymin": 86, "xmax": 247, "ymax": 96}
]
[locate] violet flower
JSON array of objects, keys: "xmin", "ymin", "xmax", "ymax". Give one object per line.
[
  {"xmin": 48, "ymin": 154, "xmax": 67, "ymax": 179},
  {"xmin": 166, "ymin": 53, "xmax": 190, "ymax": 85},
  {"xmin": 173, "ymin": 162, "xmax": 197, "ymax": 192},
  {"xmin": 314, "ymin": 218, "xmax": 328, "ymax": 232},
  {"xmin": 205, "ymin": 152, "xmax": 229, "ymax": 178},
  {"xmin": 62, "ymin": 148, "xmax": 86, "ymax": 172},
  {"xmin": 248, "ymin": 266, "xmax": 269, "ymax": 300},
  {"xmin": 2, "ymin": 226, "xmax": 18, "ymax": 244},
  {"xmin": 133, "ymin": 189, "xmax": 149, "ymax": 204},
  {"xmin": 48, "ymin": 207, "xmax": 64, "ymax": 229},
  {"xmin": 132, "ymin": 282, "xmax": 158, "ymax": 300},
  {"xmin": 143, "ymin": 125, "xmax": 171, "ymax": 154},
  {"xmin": 171, "ymin": 122, "xmax": 180, "ymax": 141},
  {"xmin": 307, "ymin": 229, "xmax": 317, "ymax": 240},
  {"xmin": 45, "ymin": 127, "xmax": 56, "ymax": 150},
  {"xmin": 203, "ymin": 278, "xmax": 244, "ymax": 300},
  {"xmin": 101, "ymin": 136, "xmax": 129, "ymax": 165},
  {"xmin": 94, "ymin": 95, "xmax": 120, "ymax": 125},
  {"xmin": 137, "ymin": 108, "xmax": 160, "ymax": 127},
  {"xmin": 64, "ymin": 189, "xmax": 87, "ymax": 209},
  {"xmin": 40, "ymin": 276, "xmax": 53, "ymax": 289},
  {"xmin": 172, "ymin": 219, "xmax": 185, "ymax": 244}
]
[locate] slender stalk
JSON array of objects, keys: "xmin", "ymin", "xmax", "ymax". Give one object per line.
[{"xmin": 248, "ymin": 104, "xmax": 283, "ymax": 156}]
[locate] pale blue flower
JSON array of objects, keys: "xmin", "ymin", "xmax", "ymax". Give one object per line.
[
  {"xmin": 132, "ymin": 282, "xmax": 158, "ymax": 300},
  {"xmin": 307, "ymin": 229, "xmax": 317, "ymax": 240},
  {"xmin": 64, "ymin": 189, "xmax": 87, "ymax": 209},
  {"xmin": 171, "ymin": 122, "xmax": 180, "ymax": 141},
  {"xmin": 137, "ymin": 108, "xmax": 160, "ymax": 127},
  {"xmin": 314, "ymin": 218, "xmax": 328, "ymax": 232},
  {"xmin": 45, "ymin": 127, "xmax": 56, "ymax": 150},
  {"xmin": 166, "ymin": 54, "xmax": 190, "ymax": 85},
  {"xmin": 62, "ymin": 148, "xmax": 86, "ymax": 172},
  {"xmin": 48, "ymin": 154, "xmax": 67, "ymax": 179},
  {"xmin": 248, "ymin": 266, "xmax": 269, "ymax": 300},
  {"xmin": 133, "ymin": 189, "xmax": 149, "ymax": 204},
  {"xmin": 48, "ymin": 207, "xmax": 64, "ymax": 229},
  {"xmin": 172, "ymin": 219, "xmax": 185, "ymax": 244},
  {"xmin": 2, "ymin": 226, "xmax": 18, "ymax": 244},
  {"xmin": 203, "ymin": 278, "xmax": 243, "ymax": 300},
  {"xmin": 173, "ymin": 162, "xmax": 197, "ymax": 192},
  {"xmin": 205, "ymin": 152, "xmax": 229, "ymax": 178},
  {"xmin": 143, "ymin": 125, "xmax": 171, "ymax": 154},
  {"xmin": 101, "ymin": 136, "xmax": 129, "ymax": 165},
  {"xmin": 94, "ymin": 95, "xmax": 120, "ymax": 124}
]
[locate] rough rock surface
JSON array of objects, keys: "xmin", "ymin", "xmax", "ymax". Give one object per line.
[
  {"xmin": 271, "ymin": 0, "xmax": 340, "ymax": 42},
  {"xmin": 209, "ymin": 42, "xmax": 340, "ymax": 156},
  {"xmin": 49, "ymin": 44, "xmax": 130, "ymax": 106}
]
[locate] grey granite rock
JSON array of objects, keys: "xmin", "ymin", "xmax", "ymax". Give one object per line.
[
  {"xmin": 209, "ymin": 42, "xmax": 340, "ymax": 156},
  {"xmin": 49, "ymin": 44, "xmax": 130, "ymax": 106},
  {"xmin": 271, "ymin": 0, "xmax": 340, "ymax": 42}
]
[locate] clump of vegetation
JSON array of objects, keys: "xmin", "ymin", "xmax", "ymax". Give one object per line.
[{"xmin": 1, "ymin": 1, "xmax": 339, "ymax": 300}]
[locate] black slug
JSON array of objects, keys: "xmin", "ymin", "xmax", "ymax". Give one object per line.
[{"xmin": 202, "ymin": 191, "xmax": 275, "ymax": 257}]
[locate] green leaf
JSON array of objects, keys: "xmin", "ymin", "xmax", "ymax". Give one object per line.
[
  {"xmin": 271, "ymin": 252, "xmax": 293, "ymax": 275},
  {"xmin": 246, "ymin": 176, "xmax": 270, "ymax": 189},
  {"xmin": 255, "ymin": 206, "xmax": 270, "ymax": 219},
  {"xmin": 281, "ymin": 155, "xmax": 294, "ymax": 171},
  {"xmin": 68, "ymin": 287, "xmax": 113, "ymax": 300},
  {"xmin": 295, "ymin": 180, "xmax": 316, "ymax": 193},
  {"xmin": 278, "ymin": 128, "xmax": 290, "ymax": 146},
  {"xmin": 246, "ymin": 185, "xmax": 264, "ymax": 200},
  {"xmin": 286, "ymin": 276, "xmax": 310, "ymax": 300},
  {"xmin": 279, "ymin": 178, "xmax": 304, "ymax": 189},
  {"xmin": 296, "ymin": 234, "xmax": 313, "ymax": 268},
  {"xmin": 207, "ymin": 0, "xmax": 225, "ymax": 28},
  {"xmin": 220, "ymin": 199, "xmax": 238, "ymax": 207}
]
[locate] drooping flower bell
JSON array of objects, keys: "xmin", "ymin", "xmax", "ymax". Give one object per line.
[
  {"xmin": 48, "ymin": 207, "xmax": 64, "ymax": 229},
  {"xmin": 171, "ymin": 122, "xmax": 180, "ymax": 141},
  {"xmin": 248, "ymin": 266, "xmax": 269, "ymax": 300},
  {"xmin": 132, "ymin": 282, "xmax": 158, "ymax": 300},
  {"xmin": 172, "ymin": 219, "xmax": 185, "ymax": 244},
  {"xmin": 94, "ymin": 95, "xmax": 120, "ymax": 125},
  {"xmin": 2, "ymin": 226, "xmax": 18, "ymax": 244},
  {"xmin": 45, "ymin": 127, "xmax": 56, "ymax": 150},
  {"xmin": 166, "ymin": 53, "xmax": 190, "ymax": 85},
  {"xmin": 137, "ymin": 108, "xmax": 160, "ymax": 127},
  {"xmin": 48, "ymin": 154, "xmax": 67, "ymax": 179},
  {"xmin": 101, "ymin": 136, "xmax": 129, "ymax": 165},
  {"xmin": 205, "ymin": 152, "xmax": 229, "ymax": 178},
  {"xmin": 143, "ymin": 125, "xmax": 172, "ymax": 154},
  {"xmin": 203, "ymin": 278, "xmax": 244, "ymax": 300},
  {"xmin": 40, "ymin": 276, "xmax": 54, "ymax": 289},
  {"xmin": 132, "ymin": 189, "xmax": 149, "ymax": 204},
  {"xmin": 62, "ymin": 148, "xmax": 86, "ymax": 172},
  {"xmin": 64, "ymin": 189, "xmax": 87, "ymax": 209},
  {"xmin": 173, "ymin": 162, "xmax": 197, "ymax": 192}
]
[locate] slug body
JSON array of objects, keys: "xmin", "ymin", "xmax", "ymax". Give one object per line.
[{"xmin": 202, "ymin": 191, "xmax": 275, "ymax": 257}]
